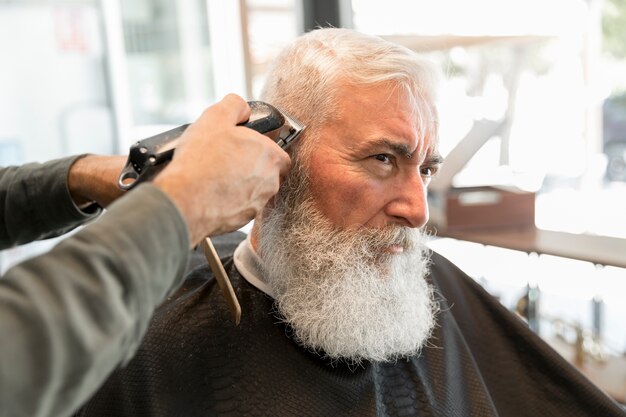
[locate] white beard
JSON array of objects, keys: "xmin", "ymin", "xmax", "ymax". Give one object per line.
[{"xmin": 258, "ymin": 185, "xmax": 438, "ymax": 365}]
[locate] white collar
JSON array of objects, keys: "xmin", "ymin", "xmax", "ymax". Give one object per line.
[{"xmin": 233, "ymin": 235, "xmax": 275, "ymax": 298}]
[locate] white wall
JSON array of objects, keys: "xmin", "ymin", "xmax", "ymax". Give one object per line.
[{"xmin": 0, "ymin": 4, "xmax": 113, "ymax": 164}]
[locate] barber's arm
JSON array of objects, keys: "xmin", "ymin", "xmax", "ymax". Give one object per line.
[
  {"xmin": 0, "ymin": 184, "xmax": 188, "ymax": 417},
  {"xmin": 0, "ymin": 94, "xmax": 290, "ymax": 417},
  {"xmin": 0, "ymin": 155, "xmax": 124, "ymax": 250}
]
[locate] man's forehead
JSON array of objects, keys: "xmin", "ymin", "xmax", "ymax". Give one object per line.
[{"xmin": 311, "ymin": 82, "xmax": 440, "ymax": 157}]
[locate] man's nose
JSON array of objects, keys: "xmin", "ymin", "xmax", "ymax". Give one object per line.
[{"xmin": 384, "ymin": 173, "xmax": 429, "ymax": 228}]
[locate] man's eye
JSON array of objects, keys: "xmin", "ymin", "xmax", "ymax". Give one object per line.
[
  {"xmin": 421, "ymin": 165, "xmax": 438, "ymax": 178},
  {"xmin": 373, "ymin": 154, "xmax": 391, "ymax": 163}
]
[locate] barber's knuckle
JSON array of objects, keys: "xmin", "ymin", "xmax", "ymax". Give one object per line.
[{"xmin": 222, "ymin": 93, "xmax": 242, "ymax": 108}]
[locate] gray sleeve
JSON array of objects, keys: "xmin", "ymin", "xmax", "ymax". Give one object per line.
[
  {"xmin": 0, "ymin": 183, "xmax": 190, "ymax": 417},
  {"xmin": 0, "ymin": 156, "xmax": 100, "ymax": 250}
]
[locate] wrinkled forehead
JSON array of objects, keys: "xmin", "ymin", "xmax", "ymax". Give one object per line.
[
  {"xmin": 414, "ymin": 98, "xmax": 440, "ymax": 161},
  {"xmin": 343, "ymin": 82, "xmax": 439, "ymax": 156},
  {"xmin": 398, "ymin": 83, "xmax": 439, "ymax": 147},
  {"xmin": 291, "ymin": 80, "xmax": 439, "ymax": 165}
]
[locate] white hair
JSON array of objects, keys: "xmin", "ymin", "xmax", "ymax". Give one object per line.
[{"xmin": 260, "ymin": 28, "xmax": 440, "ymax": 159}]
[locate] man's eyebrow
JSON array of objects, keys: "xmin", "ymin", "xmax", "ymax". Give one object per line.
[
  {"xmin": 426, "ymin": 153, "xmax": 444, "ymax": 166},
  {"xmin": 362, "ymin": 139, "xmax": 444, "ymax": 165},
  {"xmin": 363, "ymin": 138, "xmax": 414, "ymax": 159}
]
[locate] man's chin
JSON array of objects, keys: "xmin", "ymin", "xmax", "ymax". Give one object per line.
[
  {"xmin": 383, "ymin": 244, "xmax": 405, "ymax": 254},
  {"xmin": 275, "ymin": 254, "xmax": 437, "ymax": 365}
]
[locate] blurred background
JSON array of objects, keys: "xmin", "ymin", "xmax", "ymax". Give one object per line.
[{"xmin": 1, "ymin": 0, "xmax": 625, "ymax": 404}]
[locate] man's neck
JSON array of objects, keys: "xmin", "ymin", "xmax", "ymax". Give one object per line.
[{"xmin": 233, "ymin": 232, "xmax": 274, "ymax": 298}]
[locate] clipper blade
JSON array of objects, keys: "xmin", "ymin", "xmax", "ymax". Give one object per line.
[{"xmin": 274, "ymin": 106, "xmax": 305, "ymax": 149}]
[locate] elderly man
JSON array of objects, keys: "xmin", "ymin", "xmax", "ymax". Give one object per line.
[{"xmin": 75, "ymin": 29, "xmax": 625, "ymax": 417}]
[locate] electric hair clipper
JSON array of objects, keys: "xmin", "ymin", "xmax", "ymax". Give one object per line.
[{"xmin": 117, "ymin": 101, "xmax": 305, "ymax": 190}]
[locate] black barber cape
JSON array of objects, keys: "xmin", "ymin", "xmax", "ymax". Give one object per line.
[{"xmin": 75, "ymin": 233, "xmax": 625, "ymax": 417}]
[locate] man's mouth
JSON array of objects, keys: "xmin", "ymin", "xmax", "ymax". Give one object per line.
[{"xmin": 383, "ymin": 244, "xmax": 404, "ymax": 254}]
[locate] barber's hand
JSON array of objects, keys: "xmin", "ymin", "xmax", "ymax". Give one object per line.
[
  {"xmin": 154, "ymin": 94, "xmax": 291, "ymax": 247},
  {"xmin": 68, "ymin": 155, "xmax": 127, "ymax": 209}
]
